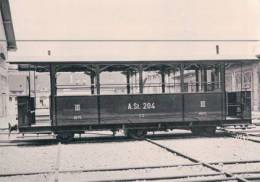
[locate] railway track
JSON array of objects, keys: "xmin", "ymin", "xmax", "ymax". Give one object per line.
[
  {"xmin": 219, "ymin": 128, "xmax": 260, "ymax": 144},
  {"xmin": 144, "ymin": 138, "xmax": 256, "ymax": 182},
  {"xmin": 1, "ymin": 131, "xmax": 260, "ymax": 181},
  {"xmin": 0, "ymin": 128, "xmax": 260, "ymax": 147},
  {"xmin": 1, "ymin": 158, "xmax": 260, "ymax": 181},
  {"xmin": 0, "ymin": 131, "xmax": 230, "ymax": 147}
]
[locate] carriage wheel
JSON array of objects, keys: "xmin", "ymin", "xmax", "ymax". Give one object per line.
[
  {"xmin": 124, "ymin": 129, "xmax": 147, "ymax": 140},
  {"xmin": 56, "ymin": 132, "xmax": 74, "ymax": 143},
  {"xmin": 191, "ymin": 127, "xmax": 201, "ymax": 135},
  {"xmin": 204, "ymin": 126, "xmax": 216, "ymax": 135},
  {"xmin": 191, "ymin": 126, "xmax": 216, "ymax": 136}
]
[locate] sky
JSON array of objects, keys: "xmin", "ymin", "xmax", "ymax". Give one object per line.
[{"xmin": 7, "ymin": 0, "xmax": 260, "ymax": 62}]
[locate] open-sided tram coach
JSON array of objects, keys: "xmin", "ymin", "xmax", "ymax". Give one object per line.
[
  {"xmin": 6, "ymin": 0, "xmax": 259, "ymax": 141},
  {"xmin": 10, "ymin": 59, "xmax": 254, "ymax": 141}
]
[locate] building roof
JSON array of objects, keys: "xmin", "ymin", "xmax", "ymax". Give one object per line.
[{"xmin": 0, "ymin": 0, "xmax": 16, "ymax": 51}]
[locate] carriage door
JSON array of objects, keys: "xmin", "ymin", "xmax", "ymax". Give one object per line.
[
  {"xmin": 17, "ymin": 96, "xmax": 35, "ymax": 127},
  {"xmin": 226, "ymin": 91, "xmax": 251, "ymax": 120}
]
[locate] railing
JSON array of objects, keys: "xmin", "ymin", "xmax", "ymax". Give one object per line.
[{"xmin": 55, "ymin": 81, "xmax": 223, "ymax": 95}]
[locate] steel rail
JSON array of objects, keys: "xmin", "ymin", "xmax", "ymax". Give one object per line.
[
  {"xmin": 0, "ymin": 138, "xmax": 57, "ymax": 145},
  {"xmin": 220, "ymin": 128, "xmax": 260, "ymax": 136},
  {"xmin": 0, "ymin": 163, "xmax": 200, "ymax": 177},
  {"xmin": 145, "ymin": 138, "xmax": 250, "ymax": 182},
  {"xmin": 220, "ymin": 128, "xmax": 260, "ymax": 143},
  {"xmin": 1, "ymin": 159, "xmax": 260, "ymax": 177},
  {"xmin": 61, "ymin": 163, "xmax": 199, "ymax": 174},
  {"xmin": 1, "ymin": 39, "xmax": 260, "ymax": 42},
  {"xmin": 1, "ymin": 159, "xmax": 260, "ymax": 181},
  {"xmin": 225, "ymin": 129, "xmax": 260, "ymax": 134},
  {"xmin": 243, "ymin": 176, "xmax": 260, "ymax": 181},
  {"xmin": 0, "ymin": 131, "xmax": 251, "ymax": 147},
  {"xmin": 0, "ymin": 171, "xmax": 235, "ymax": 182},
  {"xmin": 0, "ymin": 171, "xmax": 53, "ymax": 177},
  {"xmin": 93, "ymin": 173, "xmax": 227, "ymax": 182},
  {"xmin": 2, "ymin": 169, "xmax": 260, "ymax": 182},
  {"xmin": 234, "ymin": 170, "xmax": 260, "ymax": 175},
  {"xmin": 210, "ymin": 160, "xmax": 260, "ymax": 165},
  {"xmin": 0, "ymin": 132, "xmax": 193, "ymax": 147}
]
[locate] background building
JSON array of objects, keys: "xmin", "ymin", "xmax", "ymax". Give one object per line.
[
  {"xmin": 0, "ymin": 0, "xmax": 16, "ymax": 127},
  {"xmin": 4, "ymin": 0, "xmax": 260, "ymax": 124}
]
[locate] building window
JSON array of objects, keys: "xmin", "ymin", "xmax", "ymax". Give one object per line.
[
  {"xmin": 225, "ymin": 74, "xmax": 232, "ymax": 92},
  {"xmin": 235, "ymin": 72, "xmax": 242, "ymax": 91},
  {"xmin": 0, "ymin": 94, "xmax": 6, "ymax": 117},
  {"xmin": 243, "ymin": 71, "xmax": 252, "ymax": 90}
]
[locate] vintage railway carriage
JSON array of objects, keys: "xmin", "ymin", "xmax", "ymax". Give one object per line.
[{"xmin": 13, "ymin": 60, "xmax": 253, "ymax": 140}]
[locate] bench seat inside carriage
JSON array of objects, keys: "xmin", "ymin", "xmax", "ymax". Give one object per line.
[{"xmin": 14, "ymin": 62, "xmax": 252, "ymax": 139}]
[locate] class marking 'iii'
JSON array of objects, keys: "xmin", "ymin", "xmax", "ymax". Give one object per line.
[
  {"xmin": 200, "ymin": 101, "xmax": 206, "ymax": 108},
  {"xmin": 74, "ymin": 104, "xmax": 81, "ymax": 111}
]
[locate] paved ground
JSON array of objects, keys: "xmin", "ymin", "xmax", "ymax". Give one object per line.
[{"xmin": 0, "ymin": 127, "xmax": 260, "ymax": 182}]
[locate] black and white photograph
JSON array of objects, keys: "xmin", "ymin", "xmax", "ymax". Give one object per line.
[{"xmin": 1, "ymin": 0, "xmax": 260, "ymax": 181}]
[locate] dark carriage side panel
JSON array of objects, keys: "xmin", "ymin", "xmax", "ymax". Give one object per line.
[
  {"xmin": 17, "ymin": 96, "xmax": 35, "ymax": 127},
  {"xmin": 184, "ymin": 93, "xmax": 223, "ymax": 122},
  {"xmin": 226, "ymin": 91, "xmax": 252, "ymax": 121},
  {"xmin": 242, "ymin": 91, "xmax": 251, "ymax": 120},
  {"xmin": 55, "ymin": 96, "xmax": 98, "ymax": 126},
  {"xmin": 99, "ymin": 94, "xmax": 183, "ymax": 124}
]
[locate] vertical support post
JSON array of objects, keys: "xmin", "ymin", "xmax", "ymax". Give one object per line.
[
  {"xmin": 161, "ymin": 68, "xmax": 165, "ymax": 93},
  {"xmin": 28, "ymin": 65, "xmax": 31, "ymax": 97},
  {"xmin": 214, "ymin": 65, "xmax": 220, "ymax": 89},
  {"xmin": 254, "ymin": 64, "xmax": 259, "ymax": 111},
  {"xmin": 240, "ymin": 62, "xmax": 243, "ymax": 119},
  {"xmin": 167, "ymin": 70, "xmax": 171, "ymax": 93},
  {"xmin": 203, "ymin": 66, "xmax": 208, "ymax": 92},
  {"xmin": 200, "ymin": 66, "xmax": 207, "ymax": 92},
  {"xmin": 220, "ymin": 63, "xmax": 226, "ymax": 121},
  {"xmin": 211, "ymin": 69, "xmax": 215, "ymax": 91},
  {"xmin": 240, "ymin": 62, "xmax": 243, "ymax": 91},
  {"xmin": 50, "ymin": 64, "xmax": 57, "ymax": 126},
  {"xmin": 32, "ymin": 65, "xmax": 37, "ymax": 125},
  {"xmin": 34, "ymin": 65, "xmax": 37, "ymax": 107},
  {"xmin": 90, "ymin": 71, "xmax": 95, "ymax": 95},
  {"xmin": 126, "ymin": 71, "xmax": 130, "ymax": 94},
  {"xmin": 195, "ymin": 69, "xmax": 199, "ymax": 92},
  {"xmin": 180, "ymin": 64, "xmax": 185, "ymax": 122},
  {"xmin": 138, "ymin": 65, "xmax": 143, "ymax": 94},
  {"xmin": 180, "ymin": 64, "xmax": 185, "ymax": 92},
  {"xmin": 173, "ymin": 70, "xmax": 176, "ymax": 92},
  {"xmin": 220, "ymin": 64, "xmax": 225, "ymax": 92},
  {"xmin": 95, "ymin": 65, "xmax": 101, "ymax": 124},
  {"xmin": 222, "ymin": 63, "xmax": 226, "ymax": 92},
  {"xmin": 34, "ymin": 65, "xmax": 36, "ymax": 96},
  {"xmin": 95, "ymin": 65, "xmax": 100, "ymax": 95}
]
